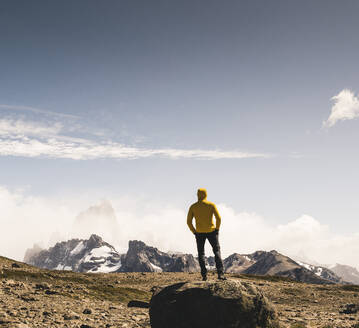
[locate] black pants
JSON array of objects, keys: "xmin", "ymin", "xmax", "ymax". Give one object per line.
[{"xmin": 195, "ymin": 230, "xmax": 224, "ymax": 276}]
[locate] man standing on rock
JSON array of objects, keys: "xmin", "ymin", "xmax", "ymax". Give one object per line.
[{"xmin": 187, "ymin": 188, "xmax": 226, "ymax": 281}]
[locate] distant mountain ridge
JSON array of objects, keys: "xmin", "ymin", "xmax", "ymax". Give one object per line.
[
  {"xmin": 295, "ymin": 261, "xmax": 343, "ymax": 283},
  {"xmin": 25, "ymin": 234, "xmax": 122, "ymax": 273},
  {"xmin": 121, "ymin": 240, "xmax": 199, "ymax": 273},
  {"xmin": 329, "ymin": 264, "xmax": 359, "ymax": 285},
  {"xmin": 223, "ymin": 250, "xmax": 344, "ymax": 284},
  {"xmin": 24, "ymin": 234, "xmax": 350, "ymax": 284}
]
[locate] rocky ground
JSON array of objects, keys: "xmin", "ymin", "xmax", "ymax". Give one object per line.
[{"xmin": 1, "ymin": 256, "xmax": 359, "ymax": 328}]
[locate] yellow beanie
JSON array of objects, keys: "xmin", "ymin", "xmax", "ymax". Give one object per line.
[{"xmin": 197, "ymin": 188, "xmax": 207, "ymax": 200}]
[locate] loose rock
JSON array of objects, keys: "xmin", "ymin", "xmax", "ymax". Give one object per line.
[
  {"xmin": 63, "ymin": 311, "xmax": 80, "ymax": 320},
  {"xmin": 35, "ymin": 283, "xmax": 50, "ymax": 290},
  {"xmin": 340, "ymin": 303, "xmax": 359, "ymax": 314},
  {"xmin": 83, "ymin": 308, "xmax": 92, "ymax": 314}
]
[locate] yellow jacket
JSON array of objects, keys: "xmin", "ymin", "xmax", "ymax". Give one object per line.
[{"xmin": 187, "ymin": 199, "xmax": 221, "ymax": 234}]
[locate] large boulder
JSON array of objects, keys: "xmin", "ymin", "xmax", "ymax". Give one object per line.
[{"xmin": 149, "ymin": 279, "xmax": 280, "ymax": 328}]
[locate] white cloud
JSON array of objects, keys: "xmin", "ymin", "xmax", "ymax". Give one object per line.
[
  {"xmin": 0, "ymin": 119, "xmax": 62, "ymax": 137},
  {"xmin": 0, "ymin": 186, "xmax": 358, "ymax": 270},
  {"xmin": 323, "ymin": 89, "xmax": 359, "ymax": 127},
  {"xmin": 0, "ymin": 119, "xmax": 269, "ymax": 160},
  {"xmin": 0, "ymin": 186, "xmax": 78, "ymax": 260},
  {"xmin": 221, "ymin": 209, "xmax": 359, "ymax": 268},
  {"xmin": 0, "ymin": 104, "xmax": 79, "ymax": 119}
]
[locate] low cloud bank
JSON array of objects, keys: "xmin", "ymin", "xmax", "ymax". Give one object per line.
[{"xmin": 0, "ymin": 186, "xmax": 358, "ymax": 269}]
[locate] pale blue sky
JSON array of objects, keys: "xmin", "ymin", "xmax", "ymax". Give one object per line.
[{"xmin": 1, "ymin": 1, "xmax": 359, "ymax": 262}]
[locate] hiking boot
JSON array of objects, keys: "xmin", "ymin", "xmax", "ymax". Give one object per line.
[{"xmin": 217, "ymin": 273, "xmax": 226, "ymax": 280}]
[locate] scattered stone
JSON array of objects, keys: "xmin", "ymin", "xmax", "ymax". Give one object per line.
[
  {"xmin": 339, "ymin": 303, "xmax": 359, "ymax": 314},
  {"xmin": 0, "ymin": 310, "xmax": 8, "ymax": 320},
  {"xmin": 1, "ymin": 252, "xmax": 359, "ymax": 328},
  {"xmin": 83, "ymin": 308, "xmax": 92, "ymax": 314},
  {"xmin": 63, "ymin": 311, "xmax": 80, "ymax": 320},
  {"xmin": 20, "ymin": 295, "xmax": 37, "ymax": 302},
  {"xmin": 127, "ymin": 300, "xmax": 150, "ymax": 308},
  {"xmin": 15, "ymin": 324, "xmax": 30, "ymax": 328},
  {"xmin": 35, "ymin": 283, "xmax": 50, "ymax": 290},
  {"xmin": 5, "ymin": 279, "xmax": 19, "ymax": 287},
  {"xmin": 150, "ymin": 279, "xmax": 280, "ymax": 328}
]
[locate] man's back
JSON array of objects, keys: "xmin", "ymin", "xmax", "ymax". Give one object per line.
[{"xmin": 187, "ymin": 199, "xmax": 221, "ymax": 233}]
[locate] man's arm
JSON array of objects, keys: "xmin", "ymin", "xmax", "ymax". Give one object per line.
[
  {"xmin": 213, "ymin": 204, "xmax": 221, "ymax": 230},
  {"xmin": 187, "ymin": 206, "xmax": 196, "ymax": 234}
]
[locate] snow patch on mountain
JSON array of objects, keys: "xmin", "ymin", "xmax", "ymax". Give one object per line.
[
  {"xmin": 149, "ymin": 262, "xmax": 163, "ymax": 272},
  {"xmin": 84, "ymin": 245, "xmax": 112, "ymax": 259},
  {"xmin": 297, "ymin": 261, "xmax": 323, "ymax": 276},
  {"xmin": 70, "ymin": 241, "xmax": 85, "ymax": 256},
  {"xmin": 87, "ymin": 258, "xmax": 122, "ymax": 273}
]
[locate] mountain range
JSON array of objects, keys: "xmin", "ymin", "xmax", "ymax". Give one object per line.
[
  {"xmin": 24, "ymin": 234, "xmax": 199, "ymax": 274},
  {"xmin": 24, "ymin": 234, "xmax": 358, "ymax": 285}
]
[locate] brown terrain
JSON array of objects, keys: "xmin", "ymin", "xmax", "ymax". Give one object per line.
[{"xmin": 1, "ymin": 255, "xmax": 358, "ymax": 328}]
